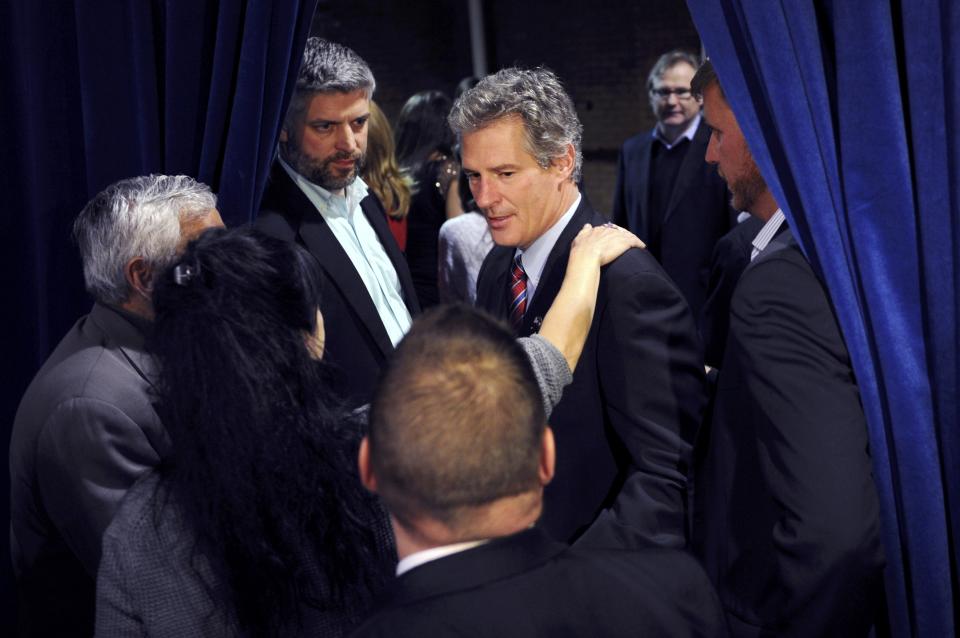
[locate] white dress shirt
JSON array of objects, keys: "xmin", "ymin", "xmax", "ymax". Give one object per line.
[
  {"xmin": 515, "ymin": 193, "xmax": 581, "ymax": 307},
  {"xmin": 653, "ymin": 113, "xmax": 702, "ymax": 150},
  {"xmin": 395, "ymin": 539, "xmax": 490, "ymax": 576},
  {"xmin": 279, "ymin": 158, "xmax": 412, "ymax": 346}
]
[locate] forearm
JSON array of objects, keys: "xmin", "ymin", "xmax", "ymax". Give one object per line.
[{"xmin": 537, "ymin": 252, "xmax": 600, "ymax": 372}]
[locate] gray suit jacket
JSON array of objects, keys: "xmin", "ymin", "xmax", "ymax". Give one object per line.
[{"xmin": 9, "ymin": 302, "xmax": 168, "ymax": 635}]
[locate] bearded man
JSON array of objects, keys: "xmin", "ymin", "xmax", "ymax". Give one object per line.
[
  {"xmin": 257, "ymin": 38, "xmax": 419, "ymax": 404},
  {"xmin": 690, "ymin": 59, "xmax": 886, "ymax": 636}
]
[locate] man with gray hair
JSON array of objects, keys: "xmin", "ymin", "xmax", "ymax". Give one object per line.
[
  {"xmin": 9, "ymin": 174, "xmax": 222, "ymax": 636},
  {"xmin": 612, "ymin": 50, "xmax": 734, "ymax": 324},
  {"xmin": 456, "ymin": 68, "xmax": 705, "ymax": 548},
  {"xmin": 258, "ymin": 38, "xmax": 419, "ymax": 404}
]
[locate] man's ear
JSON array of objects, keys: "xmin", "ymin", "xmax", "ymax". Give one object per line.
[
  {"xmin": 539, "ymin": 427, "xmax": 556, "ymax": 486},
  {"xmin": 358, "ymin": 436, "xmax": 378, "ymax": 493},
  {"xmin": 125, "ymin": 257, "xmax": 153, "ymax": 297},
  {"xmin": 550, "ymin": 143, "xmax": 576, "ymax": 182}
]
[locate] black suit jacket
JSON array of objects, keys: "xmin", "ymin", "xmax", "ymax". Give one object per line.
[
  {"xmin": 351, "ymin": 527, "xmax": 727, "ymax": 638},
  {"xmin": 256, "ymin": 164, "xmax": 420, "ymax": 404},
  {"xmin": 692, "ymin": 230, "xmax": 885, "ymax": 637},
  {"xmin": 612, "ymin": 120, "xmax": 735, "ymax": 322},
  {"xmin": 476, "ymin": 196, "xmax": 705, "ymax": 547},
  {"xmin": 700, "ymin": 215, "xmax": 765, "ymax": 369}
]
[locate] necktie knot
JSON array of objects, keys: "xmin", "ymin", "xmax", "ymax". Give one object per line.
[{"xmin": 510, "ymin": 255, "xmax": 527, "ymax": 331}]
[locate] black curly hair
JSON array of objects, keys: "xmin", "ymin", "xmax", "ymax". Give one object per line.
[{"xmin": 150, "ymin": 227, "xmax": 391, "ymax": 636}]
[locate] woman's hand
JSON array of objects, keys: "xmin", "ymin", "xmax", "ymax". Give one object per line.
[{"xmin": 568, "ymin": 223, "xmax": 645, "ymax": 270}]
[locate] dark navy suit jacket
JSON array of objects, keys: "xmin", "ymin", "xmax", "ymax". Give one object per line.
[
  {"xmin": 612, "ymin": 119, "xmax": 735, "ymax": 323},
  {"xmin": 692, "ymin": 229, "xmax": 885, "ymax": 636},
  {"xmin": 351, "ymin": 527, "xmax": 727, "ymax": 638},
  {"xmin": 477, "ymin": 196, "xmax": 705, "ymax": 548}
]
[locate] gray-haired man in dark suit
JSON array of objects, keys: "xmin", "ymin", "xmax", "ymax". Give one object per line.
[{"xmin": 9, "ymin": 175, "xmax": 222, "ymax": 636}]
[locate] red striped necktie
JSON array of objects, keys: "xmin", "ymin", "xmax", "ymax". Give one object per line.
[{"xmin": 510, "ymin": 254, "xmax": 527, "ymax": 331}]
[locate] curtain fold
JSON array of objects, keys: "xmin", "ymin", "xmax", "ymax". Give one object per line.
[
  {"xmin": 0, "ymin": 1, "xmax": 317, "ymax": 628},
  {"xmin": 685, "ymin": 1, "xmax": 959, "ymax": 636}
]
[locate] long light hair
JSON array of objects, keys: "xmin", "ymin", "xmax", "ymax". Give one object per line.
[{"xmin": 362, "ymin": 101, "xmax": 412, "ymax": 220}]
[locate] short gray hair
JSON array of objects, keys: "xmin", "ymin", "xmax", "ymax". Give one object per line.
[
  {"xmin": 646, "ymin": 50, "xmax": 700, "ymax": 92},
  {"xmin": 285, "ymin": 38, "xmax": 376, "ymax": 130},
  {"xmin": 73, "ymin": 175, "xmax": 216, "ymax": 305},
  {"xmin": 448, "ymin": 67, "xmax": 583, "ymax": 182}
]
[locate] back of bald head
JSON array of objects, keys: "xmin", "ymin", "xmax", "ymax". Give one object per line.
[{"xmin": 368, "ymin": 305, "xmax": 546, "ymax": 530}]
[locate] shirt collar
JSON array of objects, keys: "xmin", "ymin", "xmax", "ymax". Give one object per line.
[
  {"xmin": 396, "ymin": 539, "xmax": 490, "ymax": 576},
  {"xmin": 652, "ymin": 113, "xmax": 701, "ymax": 150},
  {"xmin": 278, "ymin": 156, "xmax": 369, "ymax": 217},
  {"xmin": 751, "ymin": 209, "xmax": 787, "ymax": 259},
  {"xmin": 517, "ymin": 193, "xmax": 581, "ymax": 291}
]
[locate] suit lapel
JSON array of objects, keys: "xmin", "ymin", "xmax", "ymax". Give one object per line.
[
  {"xmin": 635, "ymin": 137, "xmax": 653, "ymax": 237},
  {"xmin": 478, "ymin": 246, "xmax": 514, "ymax": 320},
  {"xmin": 521, "ymin": 198, "xmax": 600, "ymax": 336},
  {"xmin": 269, "ymin": 169, "xmax": 399, "ymax": 359},
  {"xmin": 360, "ymin": 196, "xmax": 420, "ymax": 315},
  {"xmin": 297, "ymin": 214, "xmax": 397, "ymax": 359},
  {"xmin": 662, "ymin": 118, "xmax": 710, "ymax": 226}
]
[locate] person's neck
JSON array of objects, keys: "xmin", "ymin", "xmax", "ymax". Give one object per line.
[
  {"xmin": 656, "ymin": 121, "xmax": 687, "ymax": 145},
  {"xmin": 520, "ymin": 183, "xmax": 579, "ymax": 251},
  {"xmin": 750, "ymin": 191, "xmax": 781, "ymax": 222},
  {"xmin": 392, "ymin": 491, "xmax": 542, "ymax": 561},
  {"xmin": 119, "ymin": 295, "xmax": 154, "ymax": 322}
]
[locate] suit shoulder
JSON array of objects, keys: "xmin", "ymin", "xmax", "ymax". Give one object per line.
[
  {"xmin": 604, "ymin": 246, "xmax": 679, "ymax": 288},
  {"xmin": 734, "ymin": 242, "xmax": 843, "ymax": 345},
  {"xmin": 255, "ymin": 208, "xmax": 298, "ymax": 241},
  {"xmin": 739, "ymin": 239, "xmax": 818, "ymax": 293},
  {"xmin": 620, "ymin": 131, "xmax": 653, "ymax": 156},
  {"xmin": 555, "ymin": 548, "xmax": 725, "ymax": 631}
]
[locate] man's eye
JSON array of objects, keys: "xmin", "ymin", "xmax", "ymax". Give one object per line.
[
  {"xmin": 499, "ymin": 172, "xmax": 514, "ymax": 178},
  {"xmin": 312, "ymin": 123, "xmax": 332, "ymax": 132}
]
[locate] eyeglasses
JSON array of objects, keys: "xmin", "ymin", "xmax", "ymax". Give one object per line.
[{"xmin": 650, "ymin": 87, "xmax": 695, "ymax": 101}]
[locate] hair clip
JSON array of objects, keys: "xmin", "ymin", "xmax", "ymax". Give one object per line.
[{"xmin": 173, "ymin": 263, "xmax": 198, "ymax": 286}]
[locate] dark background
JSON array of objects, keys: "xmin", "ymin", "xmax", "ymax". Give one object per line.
[{"xmin": 1, "ymin": 0, "xmax": 699, "ymax": 630}]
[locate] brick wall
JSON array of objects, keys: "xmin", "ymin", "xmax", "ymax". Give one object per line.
[{"xmin": 313, "ymin": 0, "xmax": 700, "ymax": 216}]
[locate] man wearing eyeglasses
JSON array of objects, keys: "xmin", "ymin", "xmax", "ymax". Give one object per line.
[{"xmin": 612, "ymin": 50, "xmax": 736, "ymax": 325}]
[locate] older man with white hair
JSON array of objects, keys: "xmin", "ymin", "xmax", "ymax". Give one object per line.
[{"xmin": 9, "ymin": 174, "xmax": 222, "ymax": 636}]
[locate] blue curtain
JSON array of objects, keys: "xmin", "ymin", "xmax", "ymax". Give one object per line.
[
  {"xmin": 685, "ymin": 1, "xmax": 959, "ymax": 636},
  {"xmin": 0, "ymin": 0, "xmax": 316, "ymax": 628}
]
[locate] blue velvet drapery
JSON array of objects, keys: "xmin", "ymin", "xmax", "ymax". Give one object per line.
[
  {"xmin": 685, "ymin": 1, "xmax": 959, "ymax": 636},
  {"xmin": 0, "ymin": 1, "xmax": 317, "ymax": 628}
]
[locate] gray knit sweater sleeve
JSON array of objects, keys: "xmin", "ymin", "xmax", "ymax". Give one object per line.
[{"xmin": 518, "ymin": 334, "xmax": 573, "ymax": 418}]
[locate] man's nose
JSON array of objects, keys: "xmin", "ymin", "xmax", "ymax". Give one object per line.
[
  {"xmin": 472, "ymin": 178, "xmax": 498, "ymax": 209},
  {"xmin": 335, "ymin": 125, "xmax": 357, "ymax": 152}
]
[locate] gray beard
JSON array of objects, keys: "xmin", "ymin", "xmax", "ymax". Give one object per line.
[{"xmin": 281, "ymin": 143, "xmax": 365, "ymax": 191}]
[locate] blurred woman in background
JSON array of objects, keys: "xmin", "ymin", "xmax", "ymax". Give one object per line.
[{"xmin": 395, "ymin": 90, "xmax": 462, "ymax": 307}]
